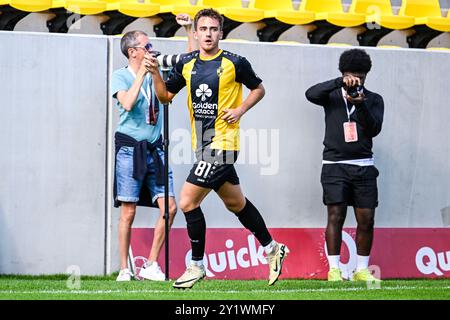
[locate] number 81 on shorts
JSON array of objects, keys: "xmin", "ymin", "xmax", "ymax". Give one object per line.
[{"xmin": 194, "ymin": 161, "xmax": 213, "ymax": 179}]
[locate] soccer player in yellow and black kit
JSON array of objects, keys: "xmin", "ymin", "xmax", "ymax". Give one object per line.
[{"xmin": 149, "ymin": 8, "xmax": 289, "ymax": 289}]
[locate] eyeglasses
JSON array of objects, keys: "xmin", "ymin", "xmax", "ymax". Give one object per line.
[{"xmin": 132, "ymin": 42, "xmax": 153, "ymax": 52}]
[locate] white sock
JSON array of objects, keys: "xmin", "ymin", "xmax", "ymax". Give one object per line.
[
  {"xmin": 356, "ymin": 255, "xmax": 370, "ymax": 271},
  {"xmin": 328, "ymin": 255, "xmax": 340, "ymax": 269},
  {"xmin": 191, "ymin": 259, "xmax": 204, "ymax": 267},
  {"xmin": 263, "ymin": 240, "xmax": 277, "ymax": 254}
]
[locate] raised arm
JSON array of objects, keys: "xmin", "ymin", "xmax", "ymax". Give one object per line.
[
  {"xmin": 116, "ymin": 55, "xmax": 150, "ymax": 111},
  {"xmin": 305, "ymin": 77, "xmax": 344, "ymax": 107},
  {"xmin": 149, "ymin": 65, "xmax": 176, "ymax": 104},
  {"xmin": 176, "ymin": 13, "xmax": 198, "ymax": 52},
  {"xmin": 149, "ymin": 49, "xmax": 186, "ymax": 104},
  {"xmin": 354, "ymin": 94, "xmax": 384, "ymax": 138}
]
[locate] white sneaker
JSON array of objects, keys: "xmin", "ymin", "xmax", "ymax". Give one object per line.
[
  {"xmin": 266, "ymin": 242, "xmax": 289, "ymax": 285},
  {"xmin": 116, "ymin": 268, "xmax": 134, "ymax": 281},
  {"xmin": 139, "ymin": 262, "xmax": 166, "ymax": 281},
  {"xmin": 173, "ymin": 263, "xmax": 206, "ymax": 289}
]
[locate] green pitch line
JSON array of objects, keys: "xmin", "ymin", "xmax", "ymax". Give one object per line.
[{"xmin": 0, "ymin": 275, "xmax": 449, "ymax": 300}]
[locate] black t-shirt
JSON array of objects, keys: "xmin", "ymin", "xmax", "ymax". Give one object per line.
[{"xmin": 305, "ymin": 77, "xmax": 384, "ymax": 161}]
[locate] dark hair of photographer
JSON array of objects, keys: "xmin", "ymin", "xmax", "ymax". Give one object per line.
[{"xmin": 338, "ymin": 49, "xmax": 372, "ymax": 74}]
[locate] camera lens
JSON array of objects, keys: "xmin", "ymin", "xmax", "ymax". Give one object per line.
[{"xmin": 347, "ymin": 86, "xmax": 361, "ymax": 98}]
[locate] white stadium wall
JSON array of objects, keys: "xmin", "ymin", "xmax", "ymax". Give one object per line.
[
  {"xmin": 0, "ymin": 32, "xmax": 109, "ymax": 275},
  {"xmin": 1, "ymin": 31, "xmax": 449, "ymax": 278}
]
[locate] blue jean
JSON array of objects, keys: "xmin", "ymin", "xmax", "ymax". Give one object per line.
[{"xmin": 115, "ymin": 146, "xmax": 174, "ymax": 204}]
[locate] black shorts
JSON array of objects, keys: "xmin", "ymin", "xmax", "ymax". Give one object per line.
[
  {"xmin": 186, "ymin": 149, "xmax": 240, "ymax": 191},
  {"xmin": 320, "ymin": 163, "xmax": 379, "ymax": 209}
]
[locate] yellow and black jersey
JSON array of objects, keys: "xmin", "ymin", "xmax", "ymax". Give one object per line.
[{"xmin": 166, "ymin": 49, "xmax": 262, "ymax": 152}]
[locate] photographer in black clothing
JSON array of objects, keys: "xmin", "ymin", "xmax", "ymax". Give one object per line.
[{"xmin": 305, "ymin": 49, "xmax": 384, "ymax": 282}]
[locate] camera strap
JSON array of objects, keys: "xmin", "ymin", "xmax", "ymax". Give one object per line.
[
  {"xmin": 127, "ymin": 67, "xmax": 151, "ymax": 104},
  {"xmin": 341, "ymin": 88, "xmax": 358, "ymax": 142},
  {"xmin": 127, "ymin": 67, "xmax": 155, "ymax": 125},
  {"xmin": 341, "ymin": 88, "xmax": 356, "ymax": 122}
]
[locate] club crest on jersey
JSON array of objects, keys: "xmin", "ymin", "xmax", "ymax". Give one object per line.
[{"xmin": 216, "ymin": 66, "xmax": 224, "ymax": 77}]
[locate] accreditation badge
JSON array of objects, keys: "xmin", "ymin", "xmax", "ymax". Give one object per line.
[{"xmin": 343, "ymin": 121, "xmax": 358, "ymax": 142}]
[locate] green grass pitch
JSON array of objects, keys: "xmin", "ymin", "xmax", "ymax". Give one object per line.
[{"xmin": 0, "ymin": 275, "xmax": 449, "ymax": 300}]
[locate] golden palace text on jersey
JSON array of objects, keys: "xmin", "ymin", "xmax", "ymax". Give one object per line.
[{"xmin": 166, "ymin": 50, "xmax": 262, "ymax": 152}]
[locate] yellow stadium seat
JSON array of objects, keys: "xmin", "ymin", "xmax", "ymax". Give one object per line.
[
  {"xmin": 106, "ymin": 0, "xmax": 160, "ymax": 18},
  {"xmin": 9, "ymin": 0, "xmax": 52, "ymax": 12},
  {"xmin": 63, "ymin": 1, "xmax": 107, "ymax": 15},
  {"xmin": 50, "ymin": 1, "xmax": 64, "ymax": 8},
  {"xmin": 153, "ymin": 0, "xmax": 203, "ymax": 18},
  {"xmin": 349, "ymin": 0, "xmax": 415, "ymax": 30},
  {"xmin": 426, "ymin": 8, "xmax": 450, "ymax": 32},
  {"xmin": 300, "ymin": 0, "xmax": 365, "ymax": 27},
  {"xmin": 167, "ymin": 35, "xmax": 188, "ymax": 42},
  {"xmin": 326, "ymin": 42, "xmax": 353, "ymax": 46},
  {"xmin": 399, "ymin": 0, "xmax": 450, "ymax": 32},
  {"xmin": 250, "ymin": 0, "xmax": 315, "ymax": 25},
  {"xmin": 376, "ymin": 45, "xmax": 402, "ymax": 48},
  {"xmin": 198, "ymin": 0, "xmax": 265, "ymax": 23},
  {"xmin": 426, "ymin": 47, "xmax": 450, "ymax": 51},
  {"xmin": 221, "ymin": 38, "xmax": 250, "ymax": 43},
  {"xmin": 274, "ymin": 40, "xmax": 303, "ymax": 45}
]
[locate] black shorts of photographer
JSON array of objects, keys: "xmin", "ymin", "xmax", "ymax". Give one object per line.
[{"xmin": 321, "ymin": 164, "xmax": 379, "ymax": 209}]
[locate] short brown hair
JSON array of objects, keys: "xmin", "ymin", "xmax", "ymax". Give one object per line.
[{"xmin": 194, "ymin": 8, "xmax": 224, "ymax": 31}]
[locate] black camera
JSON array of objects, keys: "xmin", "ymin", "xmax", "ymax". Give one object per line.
[
  {"xmin": 347, "ymin": 86, "xmax": 363, "ymax": 99},
  {"xmin": 151, "ymin": 50, "xmax": 161, "ymax": 58}
]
